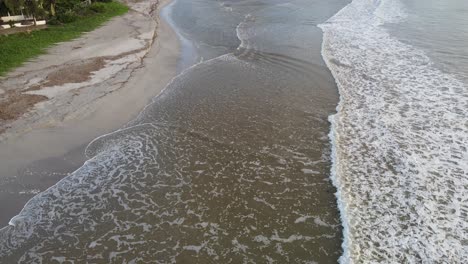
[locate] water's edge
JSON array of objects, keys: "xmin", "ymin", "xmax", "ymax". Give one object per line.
[
  {"xmin": 319, "ymin": 1, "xmax": 353, "ymax": 262},
  {"xmin": 2, "ymin": 0, "xmax": 189, "ymax": 231}
]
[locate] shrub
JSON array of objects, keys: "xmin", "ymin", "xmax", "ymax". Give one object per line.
[
  {"xmin": 96, "ymin": 0, "xmax": 113, "ymax": 3},
  {"xmin": 55, "ymin": 0, "xmax": 82, "ymax": 15},
  {"xmin": 47, "ymin": 17, "xmax": 61, "ymax": 25},
  {"xmin": 73, "ymin": 4, "xmax": 94, "ymax": 17},
  {"xmin": 36, "ymin": 7, "xmax": 47, "ymax": 20},
  {"xmin": 57, "ymin": 10, "xmax": 79, "ymax": 23},
  {"xmin": 89, "ymin": 2, "xmax": 106, "ymax": 13}
]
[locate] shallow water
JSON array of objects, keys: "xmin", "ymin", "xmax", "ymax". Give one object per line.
[
  {"xmin": 0, "ymin": 0, "xmax": 348, "ymax": 262},
  {"xmin": 389, "ymin": 0, "xmax": 468, "ymax": 83}
]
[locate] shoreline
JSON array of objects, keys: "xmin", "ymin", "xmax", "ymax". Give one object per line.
[
  {"xmin": 318, "ymin": 2, "xmax": 351, "ymax": 262},
  {"xmin": 0, "ymin": 0, "xmax": 181, "ymax": 227},
  {"xmin": 0, "ymin": 0, "xmax": 350, "ymax": 261}
]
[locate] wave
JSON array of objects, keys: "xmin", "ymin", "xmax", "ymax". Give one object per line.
[{"xmin": 320, "ymin": 0, "xmax": 468, "ymax": 262}]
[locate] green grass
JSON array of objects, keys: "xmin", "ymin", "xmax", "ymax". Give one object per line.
[{"xmin": 0, "ymin": 2, "xmax": 128, "ymax": 76}]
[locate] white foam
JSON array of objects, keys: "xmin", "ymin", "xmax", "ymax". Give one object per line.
[
  {"xmin": 236, "ymin": 14, "xmax": 255, "ymax": 50},
  {"xmin": 321, "ymin": 0, "xmax": 468, "ymax": 262},
  {"xmin": 231, "ymin": 239, "xmax": 249, "ymax": 253},
  {"xmin": 183, "ymin": 242, "xmax": 206, "ymax": 254},
  {"xmin": 301, "ymin": 169, "xmax": 320, "ymax": 175},
  {"xmin": 294, "ymin": 215, "xmax": 312, "ymax": 224}
]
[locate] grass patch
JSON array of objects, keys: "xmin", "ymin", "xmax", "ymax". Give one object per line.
[{"xmin": 0, "ymin": 1, "xmax": 128, "ymax": 76}]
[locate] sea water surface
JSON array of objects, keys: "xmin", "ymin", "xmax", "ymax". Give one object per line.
[
  {"xmin": 1, "ymin": 0, "xmax": 466, "ymax": 262},
  {"xmin": 321, "ymin": 0, "xmax": 467, "ymax": 262},
  {"xmin": 0, "ymin": 0, "xmax": 348, "ymax": 262}
]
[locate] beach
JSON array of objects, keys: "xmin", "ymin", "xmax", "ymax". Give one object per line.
[
  {"xmin": 0, "ymin": 0, "xmax": 349, "ymax": 262},
  {"xmin": 0, "ymin": 0, "xmax": 180, "ymax": 226},
  {"xmin": 1, "ymin": 0, "xmax": 466, "ymax": 262}
]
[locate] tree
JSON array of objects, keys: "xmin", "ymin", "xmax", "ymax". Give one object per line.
[
  {"xmin": 24, "ymin": 0, "xmax": 43, "ymax": 25},
  {"xmin": 3, "ymin": 0, "xmax": 25, "ymax": 15},
  {"xmin": 3, "ymin": 0, "xmax": 44, "ymax": 25},
  {"xmin": 49, "ymin": 0, "xmax": 55, "ymax": 16},
  {"xmin": 0, "ymin": 0, "xmax": 10, "ymax": 16}
]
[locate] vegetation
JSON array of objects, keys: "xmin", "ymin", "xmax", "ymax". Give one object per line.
[
  {"xmin": 0, "ymin": 0, "xmax": 125, "ymax": 24},
  {"xmin": 0, "ymin": 1, "xmax": 128, "ymax": 75}
]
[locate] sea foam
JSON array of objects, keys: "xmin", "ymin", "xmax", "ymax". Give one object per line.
[{"xmin": 321, "ymin": 0, "xmax": 468, "ymax": 262}]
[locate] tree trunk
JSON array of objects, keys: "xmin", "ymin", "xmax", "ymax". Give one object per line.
[{"xmin": 50, "ymin": 3, "xmax": 55, "ymax": 16}]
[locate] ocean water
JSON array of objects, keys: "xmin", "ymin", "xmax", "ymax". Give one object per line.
[
  {"xmin": 1, "ymin": 0, "xmax": 466, "ymax": 262},
  {"xmin": 321, "ymin": 0, "xmax": 468, "ymax": 262},
  {"xmin": 0, "ymin": 0, "xmax": 348, "ymax": 262}
]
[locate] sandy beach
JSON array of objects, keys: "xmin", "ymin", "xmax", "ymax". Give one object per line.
[
  {"xmin": 0, "ymin": 0, "xmax": 466, "ymax": 262},
  {"xmin": 0, "ymin": 0, "xmax": 180, "ymax": 226}
]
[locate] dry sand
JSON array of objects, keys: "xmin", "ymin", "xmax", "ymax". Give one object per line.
[{"xmin": 0, "ymin": 0, "xmax": 180, "ymax": 226}]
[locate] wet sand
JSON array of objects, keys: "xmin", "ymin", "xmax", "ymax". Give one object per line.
[{"xmin": 0, "ymin": 0, "xmax": 180, "ymax": 226}]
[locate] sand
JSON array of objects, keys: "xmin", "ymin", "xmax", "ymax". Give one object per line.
[{"xmin": 0, "ymin": 0, "xmax": 180, "ymax": 226}]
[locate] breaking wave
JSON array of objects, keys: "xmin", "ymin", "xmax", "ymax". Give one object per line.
[{"xmin": 320, "ymin": 0, "xmax": 468, "ymax": 262}]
